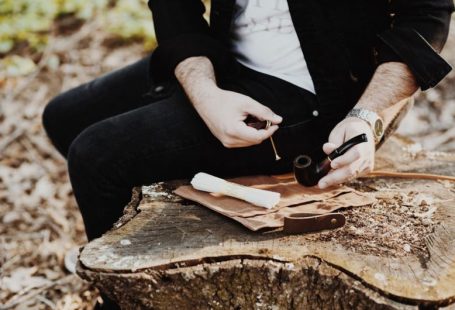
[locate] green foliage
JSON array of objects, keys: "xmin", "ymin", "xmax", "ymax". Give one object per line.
[
  {"xmin": 0, "ymin": 0, "xmax": 213, "ymax": 77},
  {"xmin": 0, "ymin": 0, "xmax": 157, "ymax": 55},
  {"xmin": 101, "ymin": 0, "xmax": 156, "ymax": 51},
  {"xmin": 0, "ymin": 54, "xmax": 36, "ymax": 76}
]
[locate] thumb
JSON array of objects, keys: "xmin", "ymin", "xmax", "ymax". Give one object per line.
[
  {"xmin": 327, "ymin": 126, "xmax": 346, "ymax": 148},
  {"xmin": 322, "ymin": 142, "xmax": 337, "ymax": 155},
  {"xmin": 244, "ymin": 101, "xmax": 282, "ymax": 124}
]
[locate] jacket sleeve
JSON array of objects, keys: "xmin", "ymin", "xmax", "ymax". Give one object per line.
[
  {"xmin": 147, "ymin": 0, "xmax": 233, "ymax": 82},
  {"xmin": 376, "ymin": 0, "xmax": 454, "ymax": 90}
]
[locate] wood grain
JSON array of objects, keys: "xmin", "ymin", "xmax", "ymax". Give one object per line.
[{"xmin": 77, "ymin": 136, "xmax": 455, "ymax": 309}]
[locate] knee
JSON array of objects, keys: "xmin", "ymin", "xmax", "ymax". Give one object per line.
[
  {"xmin": 67, "ymin": 121, "xmax": 116, "ymax": 181},
  {"xmin": 42, "ymin": 93, "xmax": 74, "ymax": 156},
  {"xmin": 42, "ymin": 94, "xmax": 61, "ymax": 137},
  {"xmin": 67, "ymin": 125, "xmax": 101, "ymax": 177},
  {"xmin": 43, "ymin": 81, "xmax": 94, "ymax": 157}
]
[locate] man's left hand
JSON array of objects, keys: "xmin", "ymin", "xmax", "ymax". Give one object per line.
[{"xmin": 318, "ymin": 117, "xmax": 375, "ymax": 189}]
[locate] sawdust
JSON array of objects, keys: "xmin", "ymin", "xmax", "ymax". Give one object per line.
[
  {"xmin": 308, "ymin": 178, "xmax": 450, "ymax": 261},
  {"xmin": 145, "ymin": 177, "xmax": 446, "ymax": 261}
]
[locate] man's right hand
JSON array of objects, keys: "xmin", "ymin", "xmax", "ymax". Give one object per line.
[
  {"xmin": 194, "ymin": 86, "xmax": 282, "ymax": 148},
  {"xmin": 175, "ymin": 56, "xmax": 282, "ymax": 148}
]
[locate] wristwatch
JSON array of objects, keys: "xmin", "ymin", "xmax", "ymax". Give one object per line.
[{"xmin": 346, "ymin": 108, "xmax": 384, "ymax": 144}]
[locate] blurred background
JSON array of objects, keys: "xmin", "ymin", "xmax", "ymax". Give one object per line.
[{"xmin": 0, "ymin": 1, "xmax": 453, "ymax": 309}]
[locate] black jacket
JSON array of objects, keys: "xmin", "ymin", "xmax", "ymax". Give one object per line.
[{"xmin": 147, "ymin": 0, "xmax": 454, "ymax": 117}]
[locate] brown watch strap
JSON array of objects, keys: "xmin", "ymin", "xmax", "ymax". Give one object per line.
[{"xmin": 283, "ymin": 213, "xmax": 346, "ymax": 234}]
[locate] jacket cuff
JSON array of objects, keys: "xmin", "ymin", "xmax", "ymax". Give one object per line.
[
  {"xmin": 377, "ymin": 28, "xmax": 452, "ymax": 90},
  {"xmin": 149, "ymin": 33, "xmax": 235, "ymax": 83}
]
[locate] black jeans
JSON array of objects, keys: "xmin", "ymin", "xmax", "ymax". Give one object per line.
[{"xmin": 42, "ymin": 54, "xmax": 343, "ymax": 241}]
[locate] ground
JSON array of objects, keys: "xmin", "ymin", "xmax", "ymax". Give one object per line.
[{"xmin": 0, "ymin": 10, "xmax": 454, "ymax": 310}]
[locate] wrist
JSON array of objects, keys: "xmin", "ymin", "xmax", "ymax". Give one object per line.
[
  {"xmin": 343, "ymin": 116, "xmax": 373, "ymax": 135},
  {"xmin": 345, "ymin": 108, "xmax": 384, "ymax": 144},
  {"xmin": 178, "ymin": 73, "xmax": 218, "ymax": 96},
  {"xmin": 188, "ymin": 81, "xmax": 220, "ymax": 109}
]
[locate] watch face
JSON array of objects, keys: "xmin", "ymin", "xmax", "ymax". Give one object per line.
[{"xmin": 374, "ymin": 119, "xmax": 384, "ymax": 137}]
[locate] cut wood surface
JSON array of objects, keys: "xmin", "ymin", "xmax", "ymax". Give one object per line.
[{"xmin": 77, "ymin": 135, "xmax": 455, "ymax": 309}]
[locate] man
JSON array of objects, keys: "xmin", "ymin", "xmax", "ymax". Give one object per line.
[{"xmin": 43, "ymin": 0, "xmax": 453, "ymax": 308}]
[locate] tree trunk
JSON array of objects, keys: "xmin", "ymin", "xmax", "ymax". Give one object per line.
[{"xmin": 77, "ymin": 135, "xmax": 455, "ymax": 309}]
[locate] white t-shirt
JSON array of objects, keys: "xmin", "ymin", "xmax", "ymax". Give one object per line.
[{"xmin": 230, "ymin": 0, "xmax": 315, "ymax": 94}]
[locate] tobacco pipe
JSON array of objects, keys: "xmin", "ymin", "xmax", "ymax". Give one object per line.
[{"xmin": 293, "ymin": 134, "xmax": 368, "ymax": 187}]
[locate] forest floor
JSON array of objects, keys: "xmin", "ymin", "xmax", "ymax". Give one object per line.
[{"xmin": 1, "ymin": 16, "xmax": 454, "ymax": 310}]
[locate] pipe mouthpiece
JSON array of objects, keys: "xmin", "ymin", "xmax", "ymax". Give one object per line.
[{"xmin": 329, "ymin": 133, "xmax": 368, "ymax": 160}]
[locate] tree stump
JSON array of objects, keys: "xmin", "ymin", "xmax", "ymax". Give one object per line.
[{"xmin": 77, "ymin": 135, "xmax": 455, "ymax": 309}]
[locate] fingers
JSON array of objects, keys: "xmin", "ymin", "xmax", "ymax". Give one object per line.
[
  {"xmin": 327, "ymin": 126, "xmax": 345, "ymax": 149},
  {"xmin": 220, "ymin": 99, "xmax": 282, "ymax": 148},
  {"xmin": 318, "ymin": 117, "xmax": 375, "ymax": 188},
  {"xmin": 322, "ymin": 142, "xmax": 337, "ymax": 155},
  {"xmin": 330, "ymin": 145, "xmax": 361, "ymax": 169},
  {"xmin": 319, "ymin": 152, "xmax": 373, "ymax": 189},
  {"xmin": 244, "ymin": 101, "xmax": 282, "ymax": 125},
  {"xmin": 238, "ymin": 123, "xmax": 279, "ymax": 143},
  {"xmin": 222, "ymin": 123, "xmax": 278, "ymax": 148},
  {"xmin": 318, "ymin": 161, "xmax": 365, "ymax": 189}
]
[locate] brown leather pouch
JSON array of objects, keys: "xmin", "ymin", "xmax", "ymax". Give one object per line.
[{"xmin": 174, "ymin": 174, "xmax": 375, "ymax": 233}]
